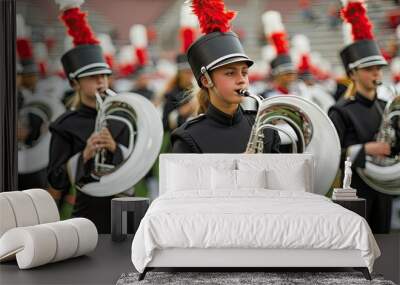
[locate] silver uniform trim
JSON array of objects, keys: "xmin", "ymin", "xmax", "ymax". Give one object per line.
[
  {"xmin": 357, "ymin": 59, "xmax": 388, "ymax": 70},
  {"xmin": 348, "ymin": 55, "xmax": 387, "ymax": 70},
  {"xmin": 76, "ymin": 69, "xmax": 112, "ymax": 79},
  {"xmin": 69, "ymin": 62, "xmax": 110, "ymax": 79},
  {"xmin": 272, "ymin": 63, "xmax": 296, "ymax": 76},
  {"xmin": 206, "ymin": 53, "xmax": 251, "ymax": 71},
  {"xmin": 210, "ymin": 57, "xmax": 253, "ymax": 72}
]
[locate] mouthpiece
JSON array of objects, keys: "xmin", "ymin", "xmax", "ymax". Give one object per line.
[
  {"xmin": 373, "ymin": 80, "xmax": 382, "ymax": 86},
  {"xmin": 105, "ymin": 89, "xmax": 118, "ymax": 97},
  {"xmin": 238, "ymin": 89, "xmax": 250, "ymax": 97},
  {"xmin": 96, "ymin": 88, "xmax": 117, "ymax": 98}
]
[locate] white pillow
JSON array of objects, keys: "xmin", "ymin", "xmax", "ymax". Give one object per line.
[
  {"xmin": 267, "ymin": 162, "xmax": 308, "ymax": 191},
  {"xmin": 167, "ymin": 162, "xmax": 211, "ymax": 191},
  {"xmin": 236, "ymin": 169, "xmax": 268, "ymax": 189},
  {"xmin": 237, "ymin": 157, "xmax": 311, "ymax": 192},
  {"xmin": 211, "ymin": 168, "xmax": 237, "ymax": 190}
]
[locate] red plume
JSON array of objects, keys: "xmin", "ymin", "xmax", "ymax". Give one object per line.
[
  {"xmin": 119, "ymin": 63, "xmax": 135, "ymax": 77},
  {"xmin": 135, "ymin": 47, "xmax": 148, "ymax": 66},
  {"xmin": 180, "ymin": 27, "xmax": 196, "ymax": 53},
  {"xmin": 298, "ymin": 55, "xmax": 311, "ymax": 73},
  {"xmin": 341, "ymin": 2, "xmax": 374, "ymax": 41},
  {"xmin": 60, "ymin": 7, "xmax": 99, "ymax": 46},
  {"xmin": 38, "ymin": 62, "xmax": 47, "ymax": 77},
  {"xmin": 269, "ymin": 32, "xmax": 289, "ymax": 55},
  {"xmin": 192, "ymin": 0, "xmax": 236, "ymax": 34},
  {"xmin": 16, "ymin": 38, "xmax": 33, "ymax": 60},
  {"xmin": 104, "ymin": 54, "xmax": 114, "ymax": 70}
]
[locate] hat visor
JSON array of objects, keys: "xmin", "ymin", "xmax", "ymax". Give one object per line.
[
  {"xmin": 20, "ymin": 66, "xmax": 39, "ymax": 75},
  {"xmin": 357, "ymin": 59, "xmax": 388, "ymax": 70},
  {"xmin": 272, "ymin": 64, "xmax": 296, "ymax": 76},
  {"xmin": 76, "ymin": 67, "xmax": 112, "ymax": 79},
  {"xmin": 299, "ymin": 72, "xmax": 314, "ymax": 81},
  {"xmin": 209, "ymin": 56, "xmax": 254, "ymax": 71}
]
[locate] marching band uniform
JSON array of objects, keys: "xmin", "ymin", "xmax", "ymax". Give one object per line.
[
  {"xmin": 48, "ymin": 98, "xmax": 129, "ymax": 233},
  {"xmin": 162, "ymin": 89, "xmax": 193, "ymax": 131},
  {"xmin": 172, "ymin": 103, "xmax": 280, "ymax": 153},
  {"xmin": 171, "ymin": 1, "xmax": 280, "ymax": 153},
  {"xmin": 259, "ymin": 11, "xmax": 297, "ymax": 99},
  {"xmin": 162, "ymin": 54, "xmax": 195, "ymax": 132},
  {"xmin": 129, "ymin": 25, "xmax": 155, "ymax": 102},
  {"xmin": 16, "ymin": 16, "xmax": 48, "ymax": 190},
  {"xmin": 328, "ymin": 0, "xmax": 392, "ymax": 233},
  {"xmin": 47, "ymin": 1, "xmax": 129, "ymax": 233},
  {"xmin": 162, "ymin": 7, "xmax": 197, "ymax": 132},
  {"xmin": 329, "ymin": 92, "xmax": 392, "ymax": 233}
]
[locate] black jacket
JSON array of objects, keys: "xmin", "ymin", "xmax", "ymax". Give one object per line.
[
  {"xmin": 171, "ymin": 103, "xmax": 281, "ymax": 153},
  {"xmin": 47, "ymin": 104, "xmax": 130, "ymax": 233},
  {"xmin": 328, "ymin": 92, "xmax": 387, "ymax": 168},
  {"xmin": 328, "ymin": 91, "xmax": 397, "ymax": 234},
  {"xmin": 162, "ymin": 87, "xmax": 192, "ymax": 131}
]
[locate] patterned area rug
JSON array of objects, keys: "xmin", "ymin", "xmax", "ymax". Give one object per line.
[{"xmin": 116, "ymin": 271, "xmax": 395, "ymax": 285}]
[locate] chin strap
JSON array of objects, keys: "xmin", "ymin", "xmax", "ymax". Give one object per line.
[
  {"xmin": 200, "ymin": 66, "xmax": 222, "ymax": 100},
  {"xmin": 201, "ymin": 66, "xmax": 214, "ymax": 88}
]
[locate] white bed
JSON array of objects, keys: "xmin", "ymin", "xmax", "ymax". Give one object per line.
[{"xmin": 131, "ymin": 154, "xmax": 380, "ymax": 280}]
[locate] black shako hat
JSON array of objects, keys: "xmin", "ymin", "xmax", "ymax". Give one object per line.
[
  {"xmin": 270, "ymin": 54, "xmax": 295, "ymax": 76},
  {"xmin": 176, "ymin": 54, "xmax": 191, "ymax": 71},
  {"xmin": 339, "ymin": 1, "xmax": 387, "ymax": 75},
  {"xmin": 56, "ymin": 0, "xmax": 111, "ymax": 83},
  {"xmin": 19, "ymin": 58, "xmax": 39, "ymax": 75},
  {"xmin": 340, "ymin": 40, "xmax": 387, "ymax": 74},
  {"xmin": 61, "ymin": 44, "xmax": 111, "ymax": 80},
  {"xmin": 187, "ymin": 31, "xmax": 253, "ymax": 87}
]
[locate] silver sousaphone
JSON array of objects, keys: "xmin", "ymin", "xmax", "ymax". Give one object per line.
[
  {"xmin": 67, "ymin": 89, "xmax": 163, "ymax": 197},
  {"xmin": 357, "ymin": 87, "xmax": 400, "ymax": 195},
  {"xmin": 18, "ymin": 93, "xmax": 65, "ymax": 174},
  {"xmin": 241, "ymin": 90, "xmax": 341, "ymax": 195}
]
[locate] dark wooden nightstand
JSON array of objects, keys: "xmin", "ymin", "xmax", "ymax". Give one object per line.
[
  {"xmin": 332, "ymin": 198, "xmax": 366, "ymax": 219},
  {"xmin": 111, "ymin": 197, "xmax": 149, "ymax": 242}
]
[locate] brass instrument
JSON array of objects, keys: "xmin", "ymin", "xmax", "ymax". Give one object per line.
[
  {"xmin": 73, "ymin": 90, "xmax": 164, "ymax": 197},
  {"xmin": 240, "ymin": 89, "xmax": 341, "ymax": 195},
  {"xmin": 18, "ymin": 94, "xmax": 65, "ymax": 174},
  {"xmin": 357, "ymin": 86, "xmax": 400, "ymax": 195}
]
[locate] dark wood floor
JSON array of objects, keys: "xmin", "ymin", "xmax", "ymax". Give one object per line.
[
  {"xmin": 374, "ymin": 234, "xmax": 400, "ymax": 284},
  {"xmin": 0, "ymin": 234, "xmax": 399, "ymax": 284}
]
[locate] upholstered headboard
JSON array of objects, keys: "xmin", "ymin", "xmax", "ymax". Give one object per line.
[{"xmin": 159, "ymin": 154, "xmax": 315, "ymax": 195}]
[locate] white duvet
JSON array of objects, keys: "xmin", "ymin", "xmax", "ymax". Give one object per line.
[{"xmin": 131, "ymin": 190, "xmax": 380, "ymax": 273}]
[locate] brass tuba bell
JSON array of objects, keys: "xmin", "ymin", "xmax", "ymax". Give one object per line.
[
  {"xmin": 357, "ymin": 87, "xmax": 400, "ymax": 195},
  {"xmin": 240, "ymin": 90, "xmax": 341, "ymax": 195},
  {"xmin": 68, "ymin": 89, "xmax": 164, "ymax": 197}
]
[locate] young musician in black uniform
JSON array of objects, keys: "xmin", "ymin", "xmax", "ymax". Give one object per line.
[
  {"xmin": 16, "ymin": 41, "xmax": 48, "ymax": 190},
  {"xmin": 47, "ymin": 2, "xmax": 129, "ymax": 233},
  {"xmin": 162, "ymin": 54, "xmax": 196, "ymax": 132},
  {"xmin": 328, "ymin": 1, "xmax": 393, "ymax": 233},
  {"xmin": 171, "ymin": 1, "xmax": 280, "ymax": 153},
  {"xmin": 259, "ymin": 11, "xmax": 297, "ymax": 99},
  {"xmin": 163, "ymin": 5, "xmax": 197, "ymax": 133}
]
